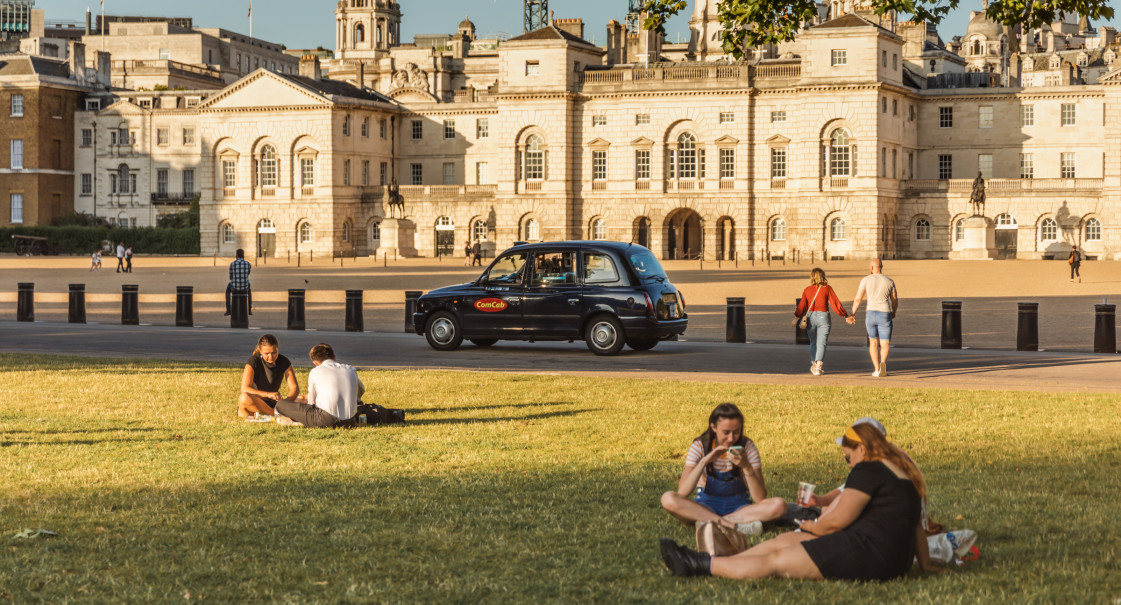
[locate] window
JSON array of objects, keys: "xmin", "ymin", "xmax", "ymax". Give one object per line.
[
  {"xmin": 908, "ymin": 152, "xmax": 914, "ymax": 179},
  {"xmin": 525, "ymin": 61, "xmax": 540, "ymax": 76},
  {"xmin": 1061, "ymin": 152, "xmax": 1076, "ymax": 178},
  {"xmin": 473, "ymin": 220, "xmax": 487, "ymax": 242},
  {"xmin": 996, "ymin": 213, "xmax": 1017, "ymax": 227},
  {"xmin": 881, "ymin": 147, "xmax": 887, "ymax": 177},
  {"xmin": 1061, "ymin": 103, "xmax": 1076, "ymax": 126},
  {"xmin": 1019, "ymin": 153, "xmax": 1034, "ymax": 179},
  {"xmin": 443, "ymin": 162, "xmax": 455, "ymax": 185},
  {"xmin": 1085, "ymin": 218, "xmax": 1102, "ymax": 241},
  {"xmin": 341, "ymin": 159, "xmax": 353, "ymax": 186},
  {"xmin": 893, "ymin": 54, "xmax": 898, "ymax": 70},
  {"xmin": 592, "ymin": 115, "xmax": 607, "ymax": 127},
  {"xmin": 892, "ymin": 149, "xmax": 897, "ymax": 179},
  {"xmin": 955, "ymin": 218, "xmax": 965, "ymax": 241},
  {"xmin": 10, "ymin": 194, "xmax": 22, "ymax": 223},
  {"xmin": 635, "ymin": 114, "xmax": 650, "ymax": 125},
  {"xmin": 771, "ymin": 147, "xmax": 787, "ymax": 178},
  {"xmin": 771, "ymin": 111, "xmax": 786, "ymax": 123},
  {"xmin": 10, "ymin": 94, "xmax": 23, "ymax": 117},
  {"xmin": 592, "ymin": 150, "xmax": 607, "ymax": 181},
  {"xmin": 182, "ymin": 128, "xmax": 195, "ymax": 145},
  {"xmin": 525, "ymin": 135, "xmax": 544, "ymax": 180},
  {"xmin": 978, "ymin": 154, "xmax": 992, "ymax": 179},
  {"xmin": 85, "ymin": 99, "xmax": 101, "ymax": 111},
  {"xmin": 831, "ymin": 49, "xmax": 847, "ymax": 66},
  {"xmin": 634, "ymin": 149, "xmax": 650, "ymax": 180},
  {"xmin": 379, "ymin": 118, "xmax": 387, "ymax": 139},
  {"xmin": 302, "ymin": 158, "xmax": 315, "ymax": 187},
  {"xmin": 591, "ymin": 218, "xmax": 607, "ymax": 240},
  {"xmin": 1021, "ymin": 105, "xmax": 1034, "ymax": 127},
  {"xmin": 371, "ymin": 222, "xmax": 381, "ymax": 242},
  {"xmin": 1041, "ymin": 218, "xmax": 1058, "ymax": 241},
  {"xmin": 260, "ymin": 145, "xmax": 278, "ymax": 186},
  {"xmin": 81, "ymin": 129, "xmax": 93, "ymax": 147},
  {"xmin": 411, "ymin": 120, "xmax": 422, "ymax": 140},
  {"xmin": 476, "ymin": 118, "xmax": 489, "ymax": 138},
  {"xmin": 939, "ymin": 107, "xmax": 953, "ymax": 128},
  {"xmin": 10, "ymin": 140, "xmax": 22, "ymax": 169},
  {"xmin": 476, "ymin": 162, "xmax": 488, "ymax": 184},
  {"xmin": 81, "ymin": 174, "xmax": 92, "ymax": 195},
  {"xmin": 882, "ymin": 50, "xmax": 887, "ymax": 67},
  {"xmin": 343, "ymin": 114, "xmax": 351, "ymax": 136},
  {"xmin": 525, "ymin": 218, "xmax": 540, "ymax": 241},
  {"xmin": 719, "ymin": 112, "xmax": 734, "ymax": 124},
  {"xmin": 444, "ymin": 119, "xmax": 455, "ymax": 139},
  {"xmin": 157, "ymin": 128, "xmax": 169, "ymax": 146},
  {"xmin": 828, "ymin": 129, "xmax": 850, "ymax": 177},
  {"xmin": 938, "ymin": 154, "xmax": 952, "ymax": 179},
  {"xmin": 584, "ymin": 252, "xmax": 620, "ymax": 284},
  {"xmin": 770, "ymin": 218, "xmax": 786, "ymax": 241},
  {"xmin": 157, "ymin": 169, "xmax": 168, "ymax": 195},
  {"xmin": 892, "ymin": 99, "xmax": 897, "ymax": 116},
  {"xmin": 909, "ymin": 105, "xmax": 915, "ymax": 121},
  {"xmin": 222, "ymin": 223, "xmax": 235, "ymax": 245},
  {"xmin": 979, "ymin": 106, "xmax": 993, "ymax": 128},
  {"xmin": 299, "ymin": 222, "xmax": 313, "ymax": 244},
  {"xmin": 159, "ymin": 48, "xmax": 170, "ymax": 60},
  {"xmin": 363, "ymin": 160, "xmax": 371, "ymax": 186},
  {"xmin": 411, "ymin": 163, "xmax": 422, "ymax": 185},
  {"xmin": 914, "ymin": 218, "xmax": 931, "ymax": 241},
  {"xmin": 676, "ymin": 133, "xmax": 698, "ymax": 179},
  {"xmin": 380, "ymin": 162, "xmax": 388, "ymax": 186},
  {"xmin": 719, "ymin": 148, "xmax": 735, "ymax": 179},
  {"xmin": 830, "ymin": 217, "xmax": 847, "ymax": 241},
  {"xmin": 223, "ymin": 160, "xmax": 236, "ymax": 188},
  {"xmin": 110, "ymin": 174, "xmax": 117, "ymax": 194},
  {"xmin": 117, "ymin": 127, "xmax": 129, "ymax": 145},
  {"xmin": 361, "ymin": 117, "xmax": 369, "ymax": 138},
  {"xmin": 881, "ymin": 98, "xmax": 887, "ymax": 113}
]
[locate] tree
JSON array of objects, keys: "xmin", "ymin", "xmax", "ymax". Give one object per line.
[{"xmin": 643, "ymin": 0, "xmax": 1115, "ymax": 58}]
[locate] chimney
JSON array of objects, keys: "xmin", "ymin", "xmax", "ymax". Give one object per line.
[
  {"xmin": 85, "ymin": 8, "xmax": 91, "ymax": 35},
  {"xmin": 69, "ymin": 41, "xmax": 86, "ymax": 83},
  {"xmin": 96, "ymin": 51, "xmax": 111, "ymax": 87},
  {"xmin": 554, "ymin": 18, "xmax": 584, "ymax": 40},
  {"xmin": 358, "ymin": 61, "xmax": 366, "ymax": 88},
  {"xmin": 300, "ymin": 54, "xmax": 322, "ymax": 80}
]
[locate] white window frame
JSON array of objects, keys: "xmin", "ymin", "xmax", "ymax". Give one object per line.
[
  {"xmin": 299, "ymin": 222, "xmax": 314, "ymax": 244},
  {"xmin": 914, "ymin": 218, "xmax": 932, "ymax": 241},
  {"xmin": 1041, "ymin": 218, "xmax": 1058, "ymax": 241},
  {"xmin": 10, "ymin": 94, "xmax": 23, "ymax": 117},
  {"xmin": 1061, "ymin": 103, "xmax": 1076, "ymax": 126},
  {"xmin": 1019, "ymin": 153, "xmax": 1034, "ymax": 179},
  {"xmin": 443, "ymin": 119, "xmax": 455, "ymax": 140},
  {"xmin": 979, "ymin": 106, "xmax": 993, "ymax": 128},
  {"xmin": 770, "ymin": 217, "xmax": 786, "ymax": 241},
  {"xmin": 10, "ymin": 139, "xmax": 23, "ymax": 170},
  {"xmin": 1085, "ymin": 218, "xmax": 1102, "ymax": 241},
  {"xmin": 10, "ymin": 193, "xmax": 22, "ymax": 223},
  {"xmin": 831, "ymin": 49, "xmax": 847, "ymax": 66},
  {"xmin": 830, "ymin": 217, "xmax": 847, "ymax": 241},
  {"xmin": 634, "ymin": 149, "xmax": 650, "ymax": 180},
  {"xmin": 1061, "ymin": 152, "xmax": 1076, "ymax": 179}
]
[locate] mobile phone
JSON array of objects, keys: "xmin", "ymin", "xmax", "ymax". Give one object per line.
[{"xmin": 728, "ymin": 446, "xmax": 744, "ymax": 453}]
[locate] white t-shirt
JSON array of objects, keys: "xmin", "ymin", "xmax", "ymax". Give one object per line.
[
  {"xmin": 116, "ymin": 244, "xmax": 125, "ymax": 258},
  {"xmin": 858, "ymin": 274, "xmax": 897, "ymax": 313},
  {"xmin": 307, "ymin": 359, "xmax": 365, "ymax": 420}
]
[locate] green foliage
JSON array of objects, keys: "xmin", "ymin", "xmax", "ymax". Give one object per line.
[
  {"xmin": 0, "ymin": 226, "xmax": 199, "ymax": 254},
  {"xmin": 156, "ymin": 197, "xmax": 200, "ymax": 229},
  {"xmin": 153, "ymin": 84, "xmax": 169, "ymax": 91},
  {"xmin": 51, "ymin": 212, "xmax": 111, "ymax": 228}
]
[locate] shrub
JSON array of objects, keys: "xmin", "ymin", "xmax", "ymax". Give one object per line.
[{"xmin": 0, "ymin": 226, "xmax": 199, "ymax": 255}]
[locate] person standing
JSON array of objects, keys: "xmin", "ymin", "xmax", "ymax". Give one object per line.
[
  {"xmin": 792, "ymin": 268, "xmax": 849, "ymax": 376},
  {"xmin": 471, "ymin": 239, "xmax": 482, "ymax": 266},
  {"xmin": 463, "ymin": 241, "xmax": 472, "ymax": 266},
  {"xmin": 848, "ymin": 259, "xmax": 898, "ymax": 377},
  {"xmin": 125, "ymin": 246, "xmax": 134, "ymax": 273},
  {"xmin": 115, "ymin": 242, "xmax": 125, "ymax": 273},
  {"xmin": 1068, "ymin": 245, "xmax": 1082, "ymax": 283},
  {"xmin": 275, "ymin": 343, "xmax": 365, "ymax": 428},
  {"xmin": 225, "ymin": 248, "xmax": 252, "ymax": 316}
]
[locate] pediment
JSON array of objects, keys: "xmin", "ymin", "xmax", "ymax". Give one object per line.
[
  {"xmin": 200, "ymin": 70, "xmax": 331, "ymax": 110},
  {"xmin": 386, "ymin": 87, "xmax": 438, "ymax": 102},
  {"xmin": 1100, "ymin": 67, "xmax": 1121, "ymax": 84},
  {"xmin": 714, "ymin": 135, "xmax": 740, "ymax": 145},
  {"xmin": 584, "ymin": 137, "xmax": 611, "ymax": 148},
  {"xmin": 630, "ymin": 136, "xmax": 654, "ymax": 146},
  {"xmin": 766, "ymin": 134, "xmax": 791, "ymax": 145},
  {"xmin": 294, "ymin": 145, "xmax": 320, "ymax": 155},
  {"xmin": 103, "ymin": 99, "xmax": 149, "ymax": 115}
]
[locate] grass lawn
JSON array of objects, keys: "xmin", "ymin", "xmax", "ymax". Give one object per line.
[{"xmin": 1, "ymin": 354, "xmax": 1119, "ymax": 603}]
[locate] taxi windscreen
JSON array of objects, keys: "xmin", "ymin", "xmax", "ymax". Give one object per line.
[{"xmin": 627, "ymin": 249, "xmax": 666, "ymax": 281}]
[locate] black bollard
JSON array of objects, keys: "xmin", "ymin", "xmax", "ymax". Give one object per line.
[
  {"xmin": 345, "ymin": 289, "xmax": 364, "ymax": 332},
  {"xmin": 120, "ymin": 284, "xmax": 139, "ymax": 325},
  {"xmin": 1016, "ymin": 302, "xmax": 1039, "ymax": 352},
  {"xmin": 16, "ymin": 282, "xmax": 33, "ymax": 322},
  {"xmin": 726, "ymin": 297, "xmax": 746, "ymax": 343},
  {"xmin": 175, "ymin": 286, "xmax": 194, "ymax": 327},
  {"xmin": 68, "ymin": 283, "xmax": 86, "ymax": 324},
  {"xmin": 230, "ymin": 288, "xmax": 249, "ymax": 328},
  {"xmin": 288, "ymin": 289, "xmax": 306, "ymax": 331},
  {"xmin": 1094, "ymin": 303, "xmax": 1116, "ymax": 353},
  {"xmin": 794, "ymin": 298, "xmax": 809, "ymax": 345},
  {"xmin": 404, "ymin": 290, "xmax": 422, "ymax": 332},
  {"xmin": 941, "ymin": 300, "xmax": 962, "ymax": 349}
]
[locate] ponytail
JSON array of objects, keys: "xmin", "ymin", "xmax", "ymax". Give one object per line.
[{"xmin": 253, "ymin": 334, "xmax": 279, "ymax": 356}]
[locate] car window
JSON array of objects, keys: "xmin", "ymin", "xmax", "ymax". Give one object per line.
[
  {"xmin": 628, "ymin": 249, "xmax": 666, "ymax": 281},
  {"xmin": 529, "ymin": 251, "xmax": 577, "ymax": 287},
  {"xmin": 486, "ymin": 252, "xmax": 527, "ymax": 284},
  {"xmin": 583, "ymin": 252, "xmax": 620, "ymax": 284}
]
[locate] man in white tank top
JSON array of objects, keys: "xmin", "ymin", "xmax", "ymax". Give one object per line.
[{"xmin": 847, "ymin": 259, "xmax": 898, "ymax": 377}]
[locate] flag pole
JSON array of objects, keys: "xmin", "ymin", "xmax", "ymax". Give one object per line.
[{"xmin": 249, "ymin": 1, "xmax": 253, "ymax": 39}]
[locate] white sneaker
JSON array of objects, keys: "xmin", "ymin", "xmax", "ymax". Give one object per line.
[
  {"xmin": 871, "ymin": 365, "xmax": 882, "ymax": 378},
  {"xmin": 734, "ymin": 520, "xmax": 763, "ymax": 536},
  {"xmin": 817, "ymin": 365, "xmax": 825, "ymax": 375},
  {"xmin": 810, "ymin": 364, "xmax": 821, "ymax": 376}
]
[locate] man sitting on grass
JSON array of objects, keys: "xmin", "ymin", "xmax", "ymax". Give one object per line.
[{"xmin": 275, "ymin": 343, "xmax": 364, "ymax": 428}]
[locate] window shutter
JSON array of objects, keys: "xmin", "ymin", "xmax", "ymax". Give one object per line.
[{"xmin": 851, "ymin": 144, "xmax": 857, "ymax": 176}]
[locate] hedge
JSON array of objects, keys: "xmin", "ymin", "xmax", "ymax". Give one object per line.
[{"xmin": 1, "ymin": 226, "xmax": 200, "ymax": 255}]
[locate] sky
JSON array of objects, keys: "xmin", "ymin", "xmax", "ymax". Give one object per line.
[{"xmin": 40, "ymin": 0, "xmax": 1093, "ymax": 51}]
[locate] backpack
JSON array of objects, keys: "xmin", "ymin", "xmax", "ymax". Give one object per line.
[{"xmin": 356, "ymin": 403, "xmax": 405, "ymax": 426}]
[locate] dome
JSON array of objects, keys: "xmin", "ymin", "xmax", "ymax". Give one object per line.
[
  {"xmin": 459, "ymin": 16, "xmax": 475, "ymax": 30},
  {"xmin": 966, "ymin": 11, "xmax": 1003, "ymax": 39}
]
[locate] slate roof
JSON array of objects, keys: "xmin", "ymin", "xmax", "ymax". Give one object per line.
[
  {"xmin": 279, "ymin": 72, "xmax": 394, "ymax": 104},
  {"xmin": 508, "ymin": 24, "xmax": 593, "ymax": 46},
  {"xmin": 0, "ymin": 54, "xmax": 71, "ymax": 78}
]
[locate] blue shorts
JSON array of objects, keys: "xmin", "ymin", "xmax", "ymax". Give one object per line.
[
  {"xmin": 865, "ymin": 310, "xmax": 893, "ymax": 341},
  {"xmin": 695, "ymin": 491, "xmax": 752, "ymax": 516}
]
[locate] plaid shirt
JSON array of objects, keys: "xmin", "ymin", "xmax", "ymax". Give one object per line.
[{"xmin": 228, "ymin": 258, "xmax": 251, "ymax": 290}]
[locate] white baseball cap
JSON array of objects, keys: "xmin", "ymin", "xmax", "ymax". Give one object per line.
[{"xmin": 835, "ymin": 417, "xmax": 887, "ymax": 445}]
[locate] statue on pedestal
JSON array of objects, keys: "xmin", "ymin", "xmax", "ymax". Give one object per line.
[
  {"xmin": 387, "ymin": 179, "xmax": 404, "ymax": 218},
  {"xmin": 969, "ymin": 172, "xmax": 986, "ymax": 217}
]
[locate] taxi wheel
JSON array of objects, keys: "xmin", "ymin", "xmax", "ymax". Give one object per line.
[
  {"xmin": 425, "ymin": 311, "xmax": 463, "ymax": 351},
  {"xmin": 585, "ymin": 314, "xmax": 626, "ymax": 356},
  {"xmin": 626, "ymin": 338, "xmax": 658, "ymax": 351},
  {"xmin": 469, "ymin": 338, "xmax": 498, "ymax": 347}
]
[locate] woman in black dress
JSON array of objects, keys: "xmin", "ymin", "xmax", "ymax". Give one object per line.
[
  {"xmin": 660, "ymin": 422, "xmax": 941, "ymax": 580},
  {"xmin": 237, "ymin": 334, "xmax": 301, "ymax": 418}
]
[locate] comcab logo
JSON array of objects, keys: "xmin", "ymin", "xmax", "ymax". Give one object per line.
[{"xmin": 474, "ymin": 298, "xmax": 508, "ymax": 312}]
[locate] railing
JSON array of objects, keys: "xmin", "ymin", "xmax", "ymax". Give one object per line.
[
  {"xmin": 260, "ymin": 188, "xmax": 275, "ymax": 197},
  {"xmin": 223, "ymin": 188, "xmax": 235, "ymax": 198},
  {"xmin": 635, "ymin": 181, "xmax": 650, "ymax": 190},
  {"xmin": 301, "ymin": 187, "xmax": 314, "ymax": 197},
  {"xmin": 670, "ymin": 180, "xmax": 703, "ymax": 191},
  {"xmin": 755, "ymin": 63, "xmax": 801, "ymax": 79},
  {"xmin": 150, "ymin": 192, "xmax": 196, "ymax": 204},
  {"xmin": 719, "ymin": 180, "xmax": 734, "ymax": 190},
  {"xmin": 114, "ymin": 59, "xmax": 222, "ymax": 79},
  {"xmin": 453, "ymin": 89, "xmax": 476, "ymax": 103},
  {"xmin": 360, "ymin": 185, "xmax": 499, "ymax": 201},
  {"xmin": 592, "ymin": 181, "xmax": 606, "ymax": 191},
  {"xmin": 771, "ymin": 179, "xmax": 786, "ymax": 189},
  {"xmin": 906, "ymin": 178, "xmax": 1103, "ymax": 192},
  {"xmin": 525, "ymin": 182, "xmax": 542, "ymax": 192},
  {"xmin": 828, "ymin": 178, "xmax": 849, "ymax": 188},
  {"xmin": 579, "ymin": 62, "xmax": 798, "ymax": 87}
]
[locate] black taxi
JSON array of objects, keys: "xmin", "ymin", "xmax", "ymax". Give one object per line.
[{"xmin": 412, "ymin": 241, "xmax": 688, "ymax": 355}]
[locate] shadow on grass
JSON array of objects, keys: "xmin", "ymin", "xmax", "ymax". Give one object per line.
[
  {"xmin": 403, "ymin": 408, "xmax": 594, "ymax": 426},
  {"xmin": 406, "ymin": 401, "xmax": 578, "ymax": 414}
]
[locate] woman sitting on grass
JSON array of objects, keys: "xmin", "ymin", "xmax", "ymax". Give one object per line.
[
  {"xmin": 659, "ymin": 422, "xmax": 941, "ymax": 580},
  {"xmin": 660, "ymin": 403, "xmax": 787, "ymax": 538},
  {"xmin": 237, "ymin": 334, "xmax": 301, "ymax": 418}
]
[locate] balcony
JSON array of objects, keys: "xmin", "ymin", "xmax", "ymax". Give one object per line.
[
  {"xmin": 359, "ymin": 184, "xmax": 499, "ymax": 203},
  {"xmin": 150, "ymin": 192, "xmax": 197, "ymax": 205},
  {"xmin": 668, "ymin": 180, "xmax": 704, "ymax": 192},
  {"xmin": 578, "ymin": 61, "xmax": 800, "ymax": 92},
  {"xmin": 905, "ymin": 178, "xmax": 1103, "ymax": 193}
]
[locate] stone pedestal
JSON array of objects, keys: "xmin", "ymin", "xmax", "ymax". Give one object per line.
[
  {"xmin": 377, "ymin": 218, "xmax": 418, "ymax": 258},
  {"xmin": 950, "ymin": 215, "xmax": 997, "ymax": 260}
]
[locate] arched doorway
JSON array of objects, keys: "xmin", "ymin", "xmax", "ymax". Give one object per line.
[
  {"xmin": 256, "ymin": 218, "xmax": 276, "ymax": 257},
  {"xmin": 434, "ymin": 216, "xmax": 455, "ymax": 257},
  {"xmin": 716, "ymin": 216, "xmax": 735, "ymax": 260},
  {"xmin": 664, "ymin": 209, "xmax": 702, "ymax": 260},
  {"xmin": 633, "ymin": 216, "xmax": 651, "ymax": 249}
]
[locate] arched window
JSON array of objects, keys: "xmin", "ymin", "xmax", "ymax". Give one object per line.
[
  {"xmin": 1040, "ymin": 218, "xmax": 1058, "ymax": 241},
  {"xmin": 370, "ymin": 222, "xmax": 381, "ymax": 242},
  {"xmin": 971, "ymin": 39, "xmax": 982, "ymax": 55},
  {"xmin": 955, "ymin": 218, "xmax": 966, "ymax": 241},
  {"xmin": 355, "ymin": 24, "xmax": 365, "ymax": 43},
  {"xmin": 996, "ymin": 213, "xmax": 1017, "ymax": 227},
  {"xmin": 829, "ymin": 129, "xmax": 851, "ymax": 177},
  {"xmin": 525, "ymin": 135, "xmax": 544, "ymax": 180},
  {"xmin": 117, "ymin": 164, "xmax": 130, "ymax": 194},
  {"xmin": 525, "ymin": 218, "xmax": 540, "ymax": 241},
  {"xmin": 472, "ymin": 219, "xmax": 487, "ymax": 242},
  {"xmin": 1085, "ymin": 217, "xmax": 1102, "ymax": 241},
  {"xmin": 222, "ymin": 222, "xmax": 235, "ymax": 244},
  {"xmin": 634, "ymin": 216, "xmax": 651, "ymax": 248},
  {"xmin": 770, "ymin": 217, "xmax": 786, "ymax": 241},
  {"xmin": 591, "ymin": 218, "xmax": 607, "ymax": 240},
  {"xmin": 258, "ymin": 218, "xmax": 274, "ymax": 231},
  {"xmin": 830, "ymin": 217, "xmax": 847, "ymax": 241},
  {"xmin": 299, "ymin": 222, "xmax": 313, "ymax": 243},
  {"xmin": 914, "ymin": 218, "xmax": 931, "ymax": 241},
  {"xmin": 437, "ymin": 216, "xmax": 453, "ymax": 228},
  {"xmin": 343, "ymin": 221, "xmax": 352, "ymax": 243},
  {"xmin": 677, "ymin": 132, "xmax": 698, "ymax": 179},
  {"xmin": 376, "ymin": 23, "xmax": 383, "ymax": 45},
  {"xmin": 259, "ymin": 145, "xmax": 277, "ymax": 187}
]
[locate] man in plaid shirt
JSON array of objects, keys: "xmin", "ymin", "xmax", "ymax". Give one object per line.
[{"xmin": 225, "ymin": 249, "xmax": 253, "ymax": 316}]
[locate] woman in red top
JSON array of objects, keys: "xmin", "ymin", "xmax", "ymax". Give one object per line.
[{"xmin": 793, "ymin": 268, "xmax": 849, "ymax": 376}]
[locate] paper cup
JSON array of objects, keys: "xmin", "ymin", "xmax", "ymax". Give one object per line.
[{"xmin": 796, "ymin": 482, "xmax": 816, "ymax": 507}]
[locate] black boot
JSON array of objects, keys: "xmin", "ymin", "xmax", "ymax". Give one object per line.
[{"xmin": 659, "ymin": 538, "xmax": 711, "ymax": 577}]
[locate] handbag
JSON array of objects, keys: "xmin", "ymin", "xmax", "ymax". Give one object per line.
[{"xmin": 796, "ymin": 286, "xmax": 822, "ymax": 330}]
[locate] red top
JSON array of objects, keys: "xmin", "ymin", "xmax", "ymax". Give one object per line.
[{"xmin": 794, "ymin": 284, "xmax": 848, "ymax": 318}]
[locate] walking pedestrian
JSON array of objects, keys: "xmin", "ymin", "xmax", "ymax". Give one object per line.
[
  {"xmin": 115, "ymin": 242, "xmax": 125, "ymax": 273},
  {"xmin": 848, "ymin": 259, "xmax": 898, "ymax": 377},
  {"xmin": 89, "ymin": 250, "xmax": 101, "ymax": 272},
  {"xmin": 463, "ymin": 241, "xmax": 472, "ymax": 266},
  {"xmin": 225, "ymin": 249, "xmax": 253, "ymax": 316},
  {"xmin": 792, "ymin": 268, "xmax": 849, "ymax": 376},
  {"xmin": 125, "ymin": 246, "xmax": 133, "ymax": 273},
  {"xmin": 471, "ymin": 239, "xmax": 482, "ymax": 266},
  {"xmin": 1068, "ymin": 245, "xmax": 1082, "ymax": 283}
]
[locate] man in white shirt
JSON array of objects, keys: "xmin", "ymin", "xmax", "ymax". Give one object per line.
[
  {"xmin": 274, "ymin": 343, "xmax": 364, "ymax": 427},
  {"xmin": 115, "ymin": 242, "xmax": 125, "ymax": 273},
  {"xmin": 848, "ymin": 258, "xmax": 898, "ymax": 377}
]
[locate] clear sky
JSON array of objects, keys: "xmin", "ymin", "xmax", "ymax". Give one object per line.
[{"xmin": 40, "ymin": 0, "xmax": 1096, "ymax": 51}]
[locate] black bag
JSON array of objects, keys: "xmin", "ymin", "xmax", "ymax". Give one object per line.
[{"xmin": 355, "ymin": 403, "xmax": 405, "ymax": 426}]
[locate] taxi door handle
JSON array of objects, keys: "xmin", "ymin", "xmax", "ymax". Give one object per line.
[
  {"xmin": 505, "ymin": 297, "xmax": 521, "ymax": 303},
  {"xmin": 567, "ymin": 298, "xmax": 580, "ymax": 305}
]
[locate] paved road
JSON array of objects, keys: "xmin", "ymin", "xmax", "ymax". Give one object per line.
[{"xmin": 2, "ymin": 321, "xmax": 1117, "ymax": 394}]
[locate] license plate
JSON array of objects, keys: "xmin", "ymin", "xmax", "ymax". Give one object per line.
[
  {"xmin": 662, "ymin": 293, "xmax": 678, "ymax": 304},
  {"xmin": 668, "ymin": 304, "xmax": 679, "ymax": 319}
]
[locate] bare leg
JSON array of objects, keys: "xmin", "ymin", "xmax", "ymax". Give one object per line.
[
  {"xmin": 868, "ymin": 340, "xmax": 881, "ymax": 372},
  {"xmin": 237, "ymin": 392, "xmax": 275, "ymax": 418},
  {"xmin": 661, "ymin": 491, "xmax": 723, "ymax": 526},
  {"xmin": 878, "ymin": 340, "xmax": 891, "ymax": 369},
  {"xmin": 711, "ymin": 541, "xmax": 824, "ymax": 580},
  {"xmin": 722, "ymin": 497, "xmax": 788, "ymax": 525},
  {"xmin": 730, "ymin": 529, "xmax": 815, "ymax": 559}
]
